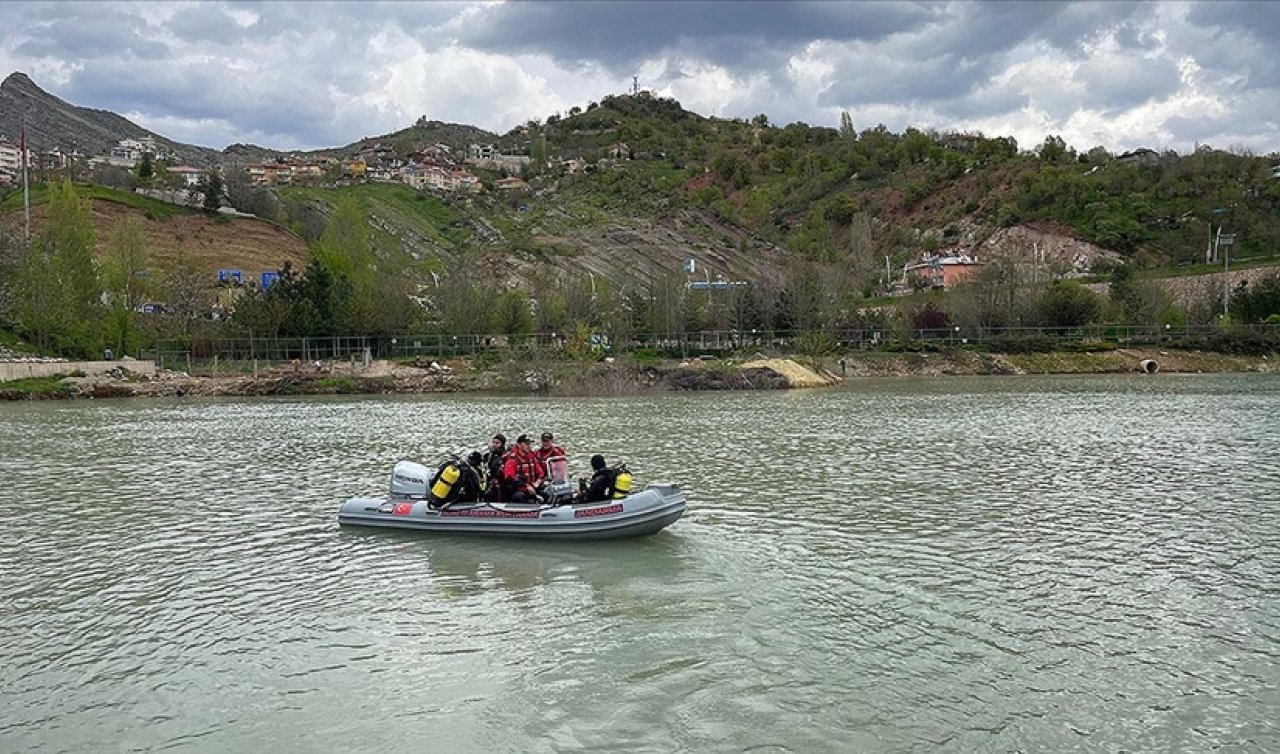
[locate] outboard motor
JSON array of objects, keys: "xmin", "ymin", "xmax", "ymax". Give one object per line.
[
  {"xmin": 543, "ymin": 480, "xmax": 575, "ymax": 506},
  {"xmin": 389, "ymin": 460, "xmax": 433, "ymax": 498}
]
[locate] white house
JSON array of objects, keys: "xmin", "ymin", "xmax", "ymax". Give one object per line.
[
  {"xmin": 0, "ymin": 139, "xmax": 30, "ymax": 177},
  {"xmin": 167, "ymin": 165, "xmax": 203, "ymax": 187}
]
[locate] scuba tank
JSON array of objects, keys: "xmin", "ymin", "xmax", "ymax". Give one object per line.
[
  {"xmin": 611, "ymin": 465, "xmax": 633, "ymax": 499},
  {"xmin": 430, "ymin": 462, "xmax": 462, "ymax": 502}
]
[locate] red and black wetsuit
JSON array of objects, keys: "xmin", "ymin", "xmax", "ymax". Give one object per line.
[
  {"xmin": 536, "ymin": 444, "xmax": 566, "ymax": 480},
  {"xmin": 501, "ymin": 447, "xmax": 545, "ymax": 501}
]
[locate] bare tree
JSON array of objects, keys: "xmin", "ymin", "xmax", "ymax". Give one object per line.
[{"xmin": 161, "ymin": 251, "xmax": 214, "ymax": 337}]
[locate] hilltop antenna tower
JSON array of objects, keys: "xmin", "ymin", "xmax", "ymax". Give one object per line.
[{"xmin": 632, "ymin": 76, "xmax": 639, "ymax": 95}]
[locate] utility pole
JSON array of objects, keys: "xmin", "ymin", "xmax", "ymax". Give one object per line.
[{"xmin": 1219, "ymin": 228, "xmax": 1236, "ymax": 317}]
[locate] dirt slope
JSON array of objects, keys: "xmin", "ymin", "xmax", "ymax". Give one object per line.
[{"xmin": 23, "ymin": 200, "xmax": 307, "ymax": 275}]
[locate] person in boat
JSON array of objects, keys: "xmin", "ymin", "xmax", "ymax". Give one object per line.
[
  {"xmin": 536, "ymin": 431, "xmax": 567, "ymax": 482},
  {"xmin": 455, "ymin": 452, "xmax": 485, "ymax": 503},
  {"xmin": 580, "ymin": 454, "xmax": 616, "ymax": 503},
  {"xmin": 427, "ymin": 452, "xmax": 485, "ymax": 508},
  {"xmin": 481, "ymin": 433, "xmax": 507, "ymax": 500},
  {"xmin": 501, "ymin": 434, "xmax": 545, "ymax": 503}
]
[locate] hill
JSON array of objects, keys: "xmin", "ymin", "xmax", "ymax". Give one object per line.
[
  {"xmin": 274, "ymin": 181, "xmax": 784, "ymax": 288},
  {"xmin": 4, "ymin": 73, "xmax": 1279, "ymax": 302},
  {"xmin": 0, "ymin": 72, "xmax": 500, "ymax": 169},
  {"xmin": 316, "ymin": 118, "xmax": 498, "ymax": 159},
  {"xmin": 522, "ymin": 93, "xmax": 1280, "ymax": 269},
  {"xmin": 0, "ymin": 72, "xmax": 222, "ymax": 165}
]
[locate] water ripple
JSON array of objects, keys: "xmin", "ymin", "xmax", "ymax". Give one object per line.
[{"xmin": 2, "ymin": 375, "xmax": 1278, "ymax": 753}]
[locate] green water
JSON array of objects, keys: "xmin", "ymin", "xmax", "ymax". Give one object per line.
[{"xmin": 2, "ymin": 375, "xmax": 1277, "ymax": 752}]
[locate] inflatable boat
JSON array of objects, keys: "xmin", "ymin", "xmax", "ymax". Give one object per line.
[{"xmin": 337, "ymin": 460, "xmax": 686, "ymax": 540}]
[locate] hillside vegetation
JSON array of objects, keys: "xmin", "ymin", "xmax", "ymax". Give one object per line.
[
  {"xmin": 235, "ymin": 92, "xmax": 1280, "ymax": 292},
  {"xmin": 2, "ymin": 91, "xmax": 1279, "ymax": 361}
]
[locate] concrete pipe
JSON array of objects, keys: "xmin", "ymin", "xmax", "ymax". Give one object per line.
[{"xmin": 1139, "ymin": 359, "xmax": 1159, "ymax": 374}]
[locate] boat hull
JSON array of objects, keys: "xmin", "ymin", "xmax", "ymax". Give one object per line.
[{"xmin": 337, "ymin": 483, "xmax": 685, "ymax": 541}]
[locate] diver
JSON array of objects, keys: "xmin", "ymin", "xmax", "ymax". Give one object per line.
[
  {"xmin": 427, "ymin": 452, "xmax": 485, "ymax": 508},
  {"xmin": 481, "ymin": 433, "xmax": 507, "ymax": 500},
  {"xmin": 580, "ymin": 454, "xmax": 615, "ymax": 502},
  {"xmin": 454, "ymin": 452, "xmax": 485, "ymax": 503}
]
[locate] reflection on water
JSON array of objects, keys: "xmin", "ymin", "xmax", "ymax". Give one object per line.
[{"xmin": 2, "ymin": 375, "xmax": 1278, "ymax": 752}]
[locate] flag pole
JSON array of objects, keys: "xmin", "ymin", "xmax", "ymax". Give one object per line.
[{"xmin": 21, "ymin": 113, "xmax": 31, "ymax": 240}]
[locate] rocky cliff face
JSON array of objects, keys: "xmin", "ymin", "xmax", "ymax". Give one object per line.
[{"xmin": 0, "ymin": 72, "xmax": 221, "ymax": 164}]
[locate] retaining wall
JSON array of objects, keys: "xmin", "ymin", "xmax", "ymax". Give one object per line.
[{"xmin": 0, "ymin": 360, "xmax": 157, "ymax": 382}]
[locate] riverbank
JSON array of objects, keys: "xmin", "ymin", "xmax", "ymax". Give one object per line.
[
  {"xmin": 830, "ymin": 348, "xmax": 1275, "ymax": 377},
  {"xmin": 1, "ymin": 348, "xmax": 1275, "ymax": 401}
]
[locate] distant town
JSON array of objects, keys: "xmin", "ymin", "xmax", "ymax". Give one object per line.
[{"xmin": 0, "ymin": 130, "xmax": 644, "ymax": 198}]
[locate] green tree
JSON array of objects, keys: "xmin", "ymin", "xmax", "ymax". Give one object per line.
[
  {"xmin": 1037, "ymin": 135, "xmax": 1072, "ymax": 163},
  {"xmin": 839, "ymin": 111, "xmax": 855, "ymax": 143},
  {"xmin": 1037, "ymin": 280, "xmax": 1102, "ymax": 328},
  {"xmin": 13, "ymin": 181, "xmax": 100, "ymax": 353},
  {"xmin": 437, "ymin": 273, "xmax": 489, "ymax": 338},
  {"xmin": 137, "ymin": 152, "xmax": 154, "ymax": 181},
  {"xmin": 201, "ymin": 172, "xmax": 224, "ymax": 212},
  {"xmin": 898, "ymin": 127, "xmax": 934, "ymax": 164},
  {"xmin": 1231, "ymin": 273, "xmax": 1280, "ymax": 323},
  {"xmin": 312, "ymin": 196, "xmax": 376, "ymax": 333},
  {"xmin": 0, "ymin": 220, "xmax": 24, "ymax": 324},
  {"xmin": 1108, "ymin": 263, "xmax": 1175, "ymax": 325},
  {"xmin": 102, "ymin": 217, "xmax": 152, "ymax": 352},
  {"xmin": 490, "ymin": 289, "xmax": 533, "ymax": 336}
]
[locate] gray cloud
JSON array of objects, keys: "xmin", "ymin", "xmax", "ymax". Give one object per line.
[
  {"xmin": 14, "ymin": 8, "xmax": 172, "ymax": 60},
  {"xmin": 1075, "ymin": 51, "xmax": 1182, "ymax": 112},
  {"xmin": 457, "ymin": 2, "xmax": 936, "ymax": 72},
  {"xmin": 1, "ymin": 1, "xmax": 1277, "ymax": 153}
]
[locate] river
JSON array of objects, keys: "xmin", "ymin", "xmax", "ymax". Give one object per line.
[{"xmin": 1, "ymin": 375, "xmax": 1277, "ymax": 753}]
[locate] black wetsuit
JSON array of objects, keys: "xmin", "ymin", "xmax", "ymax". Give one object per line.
[{"xmin": 582, "ymin": 468, "xmax": 616, "ymax": 502}]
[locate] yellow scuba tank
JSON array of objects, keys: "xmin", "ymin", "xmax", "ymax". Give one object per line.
[
  {"xmin": 431, "ymin": 463, "xmax": 461, "ymax": 500},
  {"xmin": 611, "ymin": 468, "xmax": 632, "ymax": 499}
]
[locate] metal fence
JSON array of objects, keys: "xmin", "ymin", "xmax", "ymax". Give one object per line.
[{"xmin": 141, "ymin": 324, "xmax": 1280, "ymax": 373}]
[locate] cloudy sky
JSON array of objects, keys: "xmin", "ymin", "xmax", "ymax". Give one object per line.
[{"xmin": 2, "ymin": 1, "xmax": 1278, "ymax": 154}]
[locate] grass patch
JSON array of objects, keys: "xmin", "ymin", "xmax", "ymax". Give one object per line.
[
  {"xmin": 1148, "ymin": 256, "xmax": 1280, "ymax": 279},
  {"xmin": 0, "ymin": 375, "xmax": 74, "ymax": 396},
  {"xmin": 280, "ymin": 183, "xmax": 466, "ymax": 256},
  {"xmin": 0, "ymin": 182, "xmax": 196, "ymax": 221}
]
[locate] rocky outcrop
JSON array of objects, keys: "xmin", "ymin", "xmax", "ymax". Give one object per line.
[{"xmin": 979, "ymin": 221, "xmax": 1122, "ymax": 273}]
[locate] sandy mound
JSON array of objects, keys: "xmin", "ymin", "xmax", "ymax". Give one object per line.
[{"xmin": 738, "ymin": 358, "xmax": 840, "ymax": 387}]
